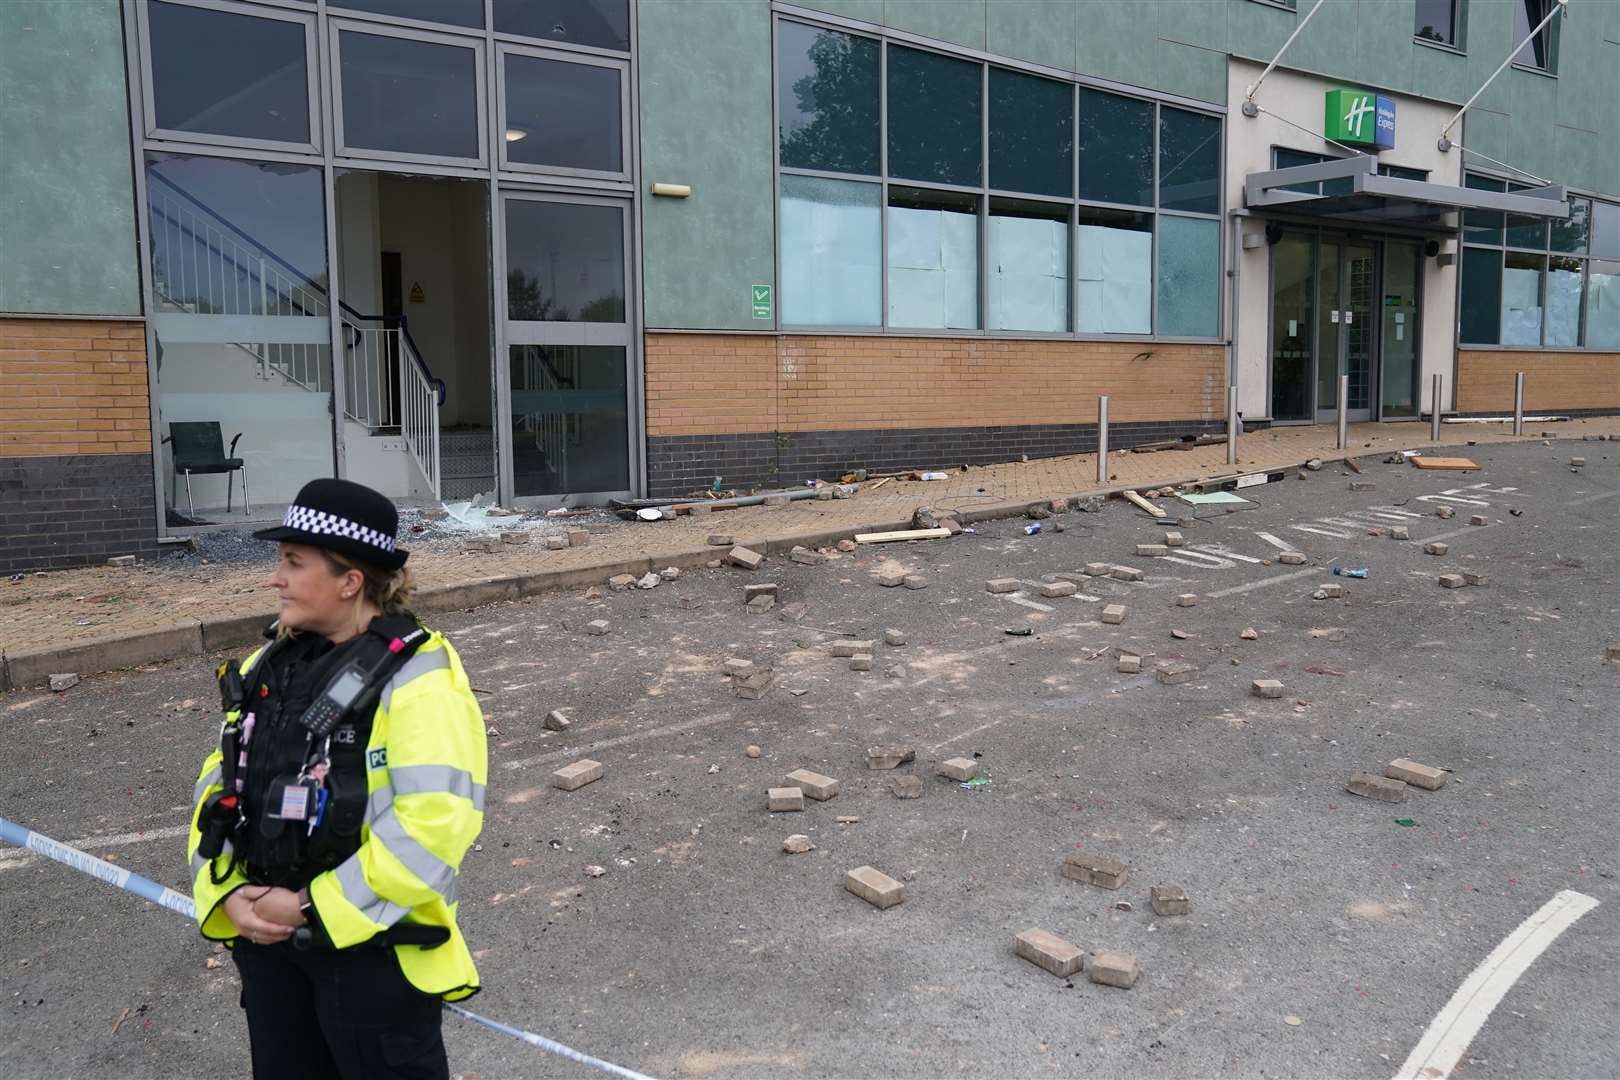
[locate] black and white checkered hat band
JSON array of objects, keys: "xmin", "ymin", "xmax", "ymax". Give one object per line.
[{"xmin": 281, "ymin": 504, "xmax": 397, "ymax": 554}]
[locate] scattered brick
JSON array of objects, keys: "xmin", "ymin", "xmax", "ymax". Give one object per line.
[
  {"xmin": 865, "ymin": 746, "xmax": 915, "ymax": 770},
  {"xmin": 1116, "ymin": 654, "xmax": 1141, "ymax": 674},
  {"xmin": 1438, "ymin": 574, "xmax": 1466, "ymax": 589},
  {"xmin": 48, "ymin": 673, "xmax": 79, "ymax": 692},
  {"xmin": 878, "ymin": 573, "xmax": 906, "ymax": 587},
  {"xmin": 778, "ymin": 602, "xmax": 808, "ymax": 622},
  {"xmin": 850, "ymin": 654, "xmax": 873, "ymax": 671},
  {"xmin": 608, "ymin": 573, "xmax": 637, "ymax": 590},
  {"xmin": 831, "ymin": 640, "xmax": 876, "ymax": 657},
  {"xmin": 1155, "ymin": 661, "xmax": 1197, "ymax": 685},
  {"xmin": 543, "ymin": 710, "xmax": 571, "ymax": 731},
  {"xmin": 892, "ymin": 775, "xmax": 923, "ymax": 798},
  {"xmin": 567, "ymin": 529, "xmax": 589, "ymax": 547},
  {"xmin": 939, "ymin": 517, "xmax": 964, "ymax": 536},
  {"xmin": 836, "ymin": 538, "xmax": 857, "ymax": 552},
  {"xmin": 884, "ymin": 629, "xmax": 906, "ymax": 646},
  {"xmin": 1570, "ymin": 456, "xmax": 1586, "ymax": 467},
  {"xmin": 1350, "ymin": 481, "xmax": 1376, "ymax": 491},
  {"xmin": 1163, "ymin": 531, "xmax": 1184, "ymax": 547},
  {"xmin": 1390, "ymin": 526, "xmax": 1410, "ymax": 540},
  {"xmin": 1251, "ymin": 679, "xmax": 1284, "ymax": 699},
  {"xmin": 986, "ymin": 578, "xmax": 1020, "ymax": 593},
  {"xmin": 782, "ymin": 834, "xmax": 815, "ymax": 854},
  {"xmin": 500, "ymin": 531, "xmax": 530, "ymax": 545},
  {"xmin": 551, "ymin": 759, "xmax": 603, "ymax": 792},
  {"xmin": 902, "ymin": 574, "xmax": 928, "ymax": 589},
  {"xmin": 768, "ymin": 787, "xmax": 804, "ymax": 812},
  {"xmin": 1240, "ymin": 627, "xmax": 1258, "ymax": 640},
  {"xmin": 687, "ymin": 502, "xmax": 713, "ymax": 515},
  {"xmin": 1111, "ymin": 566, "xmax": 1144, "ymax": 581},
  {"xmin": 1089, "ymin": 952, "xmax": 1140, "ymax": 989},
  {"xmin": 584, "ymin": 586, "xmax": 603, "ymax": 600},
  {"xmin": 1315, "ymin": 583, "xmax": 1345, "ymax": 599},
  {"xmin": 727, "ymin": 546, "xmax": 764, "ymax": 570},
  {"xmin": 1084, "ymin": 563, "xmax": 1112, "ymax": 576},
  {"xmin": 465, "ymin": 537, "xmax": 501, "ymax": 553},
  {"xmin": 1101, "ymin": 604, "xmax": 1126, "ymax": 625},
  {"xmin": 744, "ymin": 583, "xmax": 779, "ymax": 601},
  {"xmin": 746, "ymin": 594, "xmax": 777, "ymax": 614},
  {"xmin": 1014, "ymin": 929, "xmax": 1084, "ymax": 977},
  {"xmin": 1040, "ymin": 581, "xmax": 1078, "ymax": 598},
  {"xmin": 1136, "ymin": 544, "xmax": 1169, "ymax": 557},
  {"xmin": 745, "ymin": 745, "xmax": 762, "ymax": 758},
  {"xmin": 938, "ymin": 757, "xmax": 980, "ymax": 782},
  {"xmin": 1150, "ymin": 885, "xmax": 1190, "ymax": 916},
  {"xmin": 585, "ymin": 620, "xmax": 610, "ymax": 636},
  {"xmin": 707, "ymin": 534, "xmax": 735, "ymax": 546},
  {"xmin": 724, "ymin": 658, "xmax": 755, "ymax": 677},
  {"xmin": 788, "ymin": 546, "xmax": 825, "ymax": 566},
  {"xmin": 1062, "ymin": 852, "xmax": 1130, "ymax": 889},
  {"xmin": 1424, "ymin": 542, "xmax": 1449, "ymax": 556},
  {"xmin": 1175, "ymin": 594, "xmax": 1198, "ymax": 607},
  {"xmin": 785, "ymin": 769, "xmax": 839, "ymax": 800},
  {"xmin": 1052, "ymin": 572, "xmax": 1090, "ymax": 585},
  {"xmin": 1387, "ymin": 758, "xmax": 1448, "ymax": 790},
  {"xmin": 545, "ymin": 535, "xmax": 568, "ymax": 550},
  {"xmin": 1345, "ymin": 771, "xmax": 1407, "ymax": 802},
  {"xmin": 734, "ymin": 670, "xmax": 775, "ymax": 699},
  {"xmin": 1469, "ymin": 515, "xmax": 1488, "ymax": 526},
  {"xmin": 1607, "ymin": 645, "xmax": 1620, "ymax": 662},
  {"xmin": 1309, "ymin": 626, "xmax": 1346, "ymax": 640},
  {"xmin": 845, "ymin": 866, "xmax": 905, "ymax": 909},
  {"xmin": 1462, "ymin": 571, "xmax": 1487, "ymax": 586},
  {"xmin": 835, "ymin": 815, "xmax": 860, "ymax": 825},
  {"xmin": 1278, "ymin": 552, "xmax": 1306, "ymax": 565}
]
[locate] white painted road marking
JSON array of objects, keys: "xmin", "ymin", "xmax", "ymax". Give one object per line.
[
  {"xmin": 1393, "ymin": 889, "xmax": 1600, "ymax": 1080},
  {"xmin": 0, "ymin": 823, "xmax": 190, "ymax": 872},
  {"xmin": 503, "ymin": 710, "xmax": 736, "ymax": 771},
  {"xmin": 931, "ymin": 718, "xmax": 1007, "ymax": 751},
  {"xmin": 1204, "ymin": 567, "xmax": 1321, "ymax": 598},
  {"xmin": 1189, "ymin": 543, "xmax": 1263, "ymax": 564},
  {"xmin": 1420, "ymin": 521, "xmax": 1497, "ymax": 545},
  {"xmin": 1255, "ymin": 531, "xmax": 1299, "ymax": 552},
  {"xmin": 1564, "ymin": 488, "xmax": 1619, "ymax": 507},
  {"xmin": 1006, "ymin": 595, "xmax": 1054, "ymax": 613}
]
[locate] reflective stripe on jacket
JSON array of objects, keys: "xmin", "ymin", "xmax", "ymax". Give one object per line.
[{"xmin": 187, "ymin": 630, "xmax": 488, "ymax": 1001}]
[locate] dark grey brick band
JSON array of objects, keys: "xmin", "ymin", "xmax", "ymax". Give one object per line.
[
  {"xmin": 647, "ymin": 419, "xmax": 1224, "ymax": 499},
  {"xmin": 0, "ymin": 453, "xmax": 161, "ymax": 573}
]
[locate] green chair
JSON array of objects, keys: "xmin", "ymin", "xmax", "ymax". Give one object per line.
[{"xmin": 165, "ymin": 421, "xmax": 250, "ymax": 518}]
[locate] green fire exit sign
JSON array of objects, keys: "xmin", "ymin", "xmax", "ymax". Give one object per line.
[{"xmin": 751, "ymin": 284, "xmax": 772, "ymax": 320}]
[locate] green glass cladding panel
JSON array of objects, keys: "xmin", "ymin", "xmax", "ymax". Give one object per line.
[
  {"xmin": 777, "ymin": 21, "xmax": 879, "ymax": 175},
  {"xmin": 1459, "ymin": 247, "xmax": 1500, "ymax": 345},
  {"xmin": 1157, "ymin": 216, "xmax": 1219, "ymax": 336},
  {"xmin": 1158, "ymin": 107, "xmax": 1219, "ymax": 214},
  {"xmin": 887, "ymin": 45, "xmax": 980, "ymax": 187},
  {"xmin": 0, "ymin": 0, "xmax": 140, "ymax": 314},
  {"xmin": 989, "ymin": 68, "xmax": 1072, "ymax": 198},
  {"xmin": 1078, "ymin": 88, "xmax": 1152, "ymax": 207},
  {"xmin": 148, "ymin": 1, "xmax": 310, "ymax": 144}
]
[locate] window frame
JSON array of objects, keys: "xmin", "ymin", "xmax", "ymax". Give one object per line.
[
  {"xmin": 770, "ymin": 11, "xmax": 1225, "ymax": 343},
  {"xmin": 495, "ymin": 42, "xmax": 630, "ymax": 182},
  {"xmin": 1412, "ymin": 0, "xmax": 1467, "ymax": 54},
  {"xmin": 1509, "ymin": 0, "xmax": 1560, "ymax": 77},
  {"xmin": 328, "ymin": 16, "xmax": 489, "ymax": 168},
  {"xmin": 490, "ymin": 0, "xmax": 633, "ymax": 59},
  {"xmin": 136, "ymin": 0, "xmax": 323, "ymax": 156}
]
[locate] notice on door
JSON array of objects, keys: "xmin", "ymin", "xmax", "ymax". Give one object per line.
[{"xmin": 751, "ymin": 284, "xmax": 772, "ymax": 320}]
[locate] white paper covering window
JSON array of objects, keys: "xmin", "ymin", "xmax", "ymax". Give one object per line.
[
  {"xmin": 988, "ymin": 214, "xmax": 1068, "ymax": 332},
  {"xmin": 1501, "ymin": 262, "xmax": 1543, "ymax": 346},
  {"xmin": 1587, "ymin": 261, "xmax": 1620, "ymax": 348},
  {"xmin": 779, "ymin": 175, "xmax": 882, "ymax": 327},
  {"xmin": 887, "ymin": 203, "xmax": 978, "ymax": 329},
  {"xmin": 1076, "ymin": 224, "xmax": 1151, "ymax": 334}
]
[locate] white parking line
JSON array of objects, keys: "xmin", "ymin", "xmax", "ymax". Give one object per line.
[
  {"xmin": 1564, "ymin": 489, "xmax": 1618, "ymax": 507},
  {"xmin": 1204, "ymin": 567, "xmax": 1322, "ymax": 598},
  {"xmin": 1006, "ymin": 595, "xmax": 1055, "ymax": 612},
  {"xmin": 1393, "ymin": 889, "xmax": 1600, "ymax": 1080},
  {"xmin": 0, "ymin": 823, "xmax": 190, "ymax": 872},
  {"xmin": 1421, "ymin": 521, "xmax": 1495, "ymax": 544},
  {"xmin": 1189, "ymin": 543, "xmax": 1263, "ymax": 564},
  {"xmin": 931, "ymin": 718, "xmax": 1007, "ymax": 751},
  {"xmin": 1255, "ymin": 531, "xmax": 1300, "ymax": 552}
]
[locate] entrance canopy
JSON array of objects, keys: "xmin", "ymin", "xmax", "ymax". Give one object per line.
[{"xmin": 1245, "ymin": 155, "xmax": 1568, "ymax": 230}]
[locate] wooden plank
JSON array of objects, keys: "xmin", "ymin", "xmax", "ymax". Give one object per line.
[
  {"xmin": 1122, "ymin": 490, "xmax": 1168, "ymax": 518},
  {"xmin": 1411, "ymin": 456, "xmax": 1481, "ymax": 471},
  {"xmin": 854, "ymin": 528, "xmax": 952, "ymax": 544}
]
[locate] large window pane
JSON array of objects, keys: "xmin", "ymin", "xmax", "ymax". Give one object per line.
[
  {"xmin": 494, "ymin": 0, "xmax": 630, "ymax": 52},
  {"xmin": 887, "ymin": 187, "xmax": 978, "ymax": 329},
  {"xmin": 1275, "ymin": 147, "xmax": 1323, "ymax": 195},
  {"xmin": 1512, "ymin": 0, "xmax": 1557, "ymax": 71},
  {"xmin": 331, "ymin": 0, "xmax": 483, "ymax": 28},
  {"xmin": 145, "ymin": 154, "xmax": 333, "ymax": 519},
  {"xmin": 148, "ymin": 1, "xmax": 309, "ymax": 144},
  {"xmin": 1157, "ymin": 216, "xmax": 1219, "ymax": 337},
  {"xmin": 1591, "ymin": 201, "xmax": 1620, "ymax": 259},
  {"xmin": 1544, "ymin": 255, "xmax": 1583, "ymax": 347},
  {"xmin": 1414, "ymin": 0, "xmax": 1458, "ymax": 45},
  {"xmin": 989, "ymin": 69, "xmax": 1071, "ymax": 198},
  {"xmin": 1550, "ymin": 197, "xmax": 1589, "ymax": 254},
  {"xmin": 779, "ymin": 175, "xmax": 881, "ymax": 327},
  {"xmin": 887, "ymin": 46, "xmax": 980, "ymax": 187},
  {"xmin": 505, "ymin": 54, "xmax": 621, "ymax": 172},
  {"xmin": 1459, "ymin": 247, "xmax": 1501, "ymax": 344},
  {"xmin": 1078, "ymin": 89, "xmax": 1152, "ymax": 207},
  {"xmin": 1505, "ymin": 184, "xmax": 1548, "ymax": 250},
  {"xmin": 505, "ymin": 201, "xmax": 624, "ymax": 322},
  {"xmin": 1587, "ymin": 260, "xmax": 1620, "ymax": 348},
  {"xmin": 1076, "ymin": 207, "xmax": 1151, "ymax": 333},
  {"xmin": 777, "ymin": 22, "xmax": 879, "ymax": 176},
  {"xmin": 339, "ymin": 32, "xmax": 479, "ymax": 159},
  {"xmin": 1463, "ymin": 174, "xmax": 1505, "ymax": 245},
  {"xmin": 509, "ymin": 345, "xmax": 628, "ymax": 496},
  {"xmin": 988, "ymin": 199, "xmax": 1068, "ymax": 332},
  {"xmin": 1502, "ymin": 251, "xmax": 1544, "ymax": 345},
  {"xmin": 1158, "ymin": 108, "xmax": 1220, "ymax": 213}
]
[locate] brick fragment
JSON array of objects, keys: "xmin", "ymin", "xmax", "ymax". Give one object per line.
[
  {"xmin": 585, "ymin": 620, "xmax": 610, "ymax": 636},
  {"xmin": 707, "ymin": 534, "xmax": 735, "ymax": 546},
  {"xmin": 1606, "ymin": 645, "xmax": 1620, "ymax": 662},
  {"xmin": 687, "ymin": 502, "xmax": 712, "ymax": 515},
  {"xmin": 543, "ymin": 710, "xmax": 571, "ymax": 731},
  {"xmin": 1155, "ymin": 661, "xmax": 1197, "ymax": 685},
  {"xmin": 1175, "ymin": 594, "xmax": 1198, "ymax": 607},
  {"xmin": 785, "ymin": 769, "xmax": 839, "ymax": 800},
  {"xmin": 567, "ymin": 529, "xmax": 589, "ymax": 547},
  {"xmin": 1240, "ymin": 627, "xmax": 1258, "ymax": 640},
  {"xmin": 831, "ymin": 640, "xmax": 876, "ymax": 657},
  {"xmin": 500, "ymin": 531, "xmax": 529, "ymax": 545},
  {"xmin": 845, "ymin": 866, "xmax": 904, "ymax": 909},
  {"xmin": 1052, "ymin": 572, "xmax": 1090, "ymax": 585},
  {"xmin": 1438, "ymin": 574, "xmax": 1466, "ymax": 589},
  {"xmin": 1040, "ymin": 581, "xmax": 1078, "ymax": 598},
  {"xmin": 1346, "ymin": 771, "xmax": 1407, "ymax": 802},
  {"xmin": 865, "ymin": 746, "xmax": 915, "ymax": 770},
  {"xmin": 790, "ymin": 546, "xmax": 827, "ymax": 566},
  {"xmin": 1462, "ymin": 572, "xmax": 1486, "ymax": 586},
  {"xmin": 878, "ymin": 573, "xmax": 906, "ymax": 587},
  {"xmin": 1390, "ymin": 526, "xmax": 1410, "ymax": 540},
  {"xmin": 48, "ymin": 673, "xmax": 79, "ymax": 692},
  {"xmin": 551, "ymin": 759, "xmax": 603, "ymax": 791},
  {"xmin": 545, "ymin": 535, "xmax": 568, "ymax": 550},
  {"xmin": 1084, "ymin": 562, "xmax": 1111, "ymax": 576},
  {"xmin": 1136, "ymin": 544, "xmax": 1168, "ymax": 557},
  {"xmin": 938, "ymin": 757, "xmax": 980, "ymax": 782},
  {"xmin": 1117, "ymin": 654, "xmax": 1141, "ymax": 674},
  {"xmin": 1570, "ymin": 456, "xmax": 1586, "ymax": 467},
  {"xmin": 850, "ymin": 654, "xmax": 873, "ymax": 671},
  {"xmin": 1062, "ymin": 852, "xmax": 1130, "ymax": 889},
  {"xmin": 1314, "ymin": 583, "xmax": 1345, "ymax": 599},
  {"xmin": 986, "ymin": 578, "xmax": 1020, "ymax": 593},
  {"xmin": 782, "ymin": 834, "xmax": 814, "ymax": 854},
  {"xmin": 744, "ymin": 583, "xmax": 779, "ymax": 600},
  {"xmin": 1309, "ymin": 627, "xmax": 1346, "ymax": 640},
  {"xmin": 884, "ymin": 628, "xmax": 906, "ymax": 646},
  {"xmin": 1163, "ymin": 531, "xmax": 1184, "ymax": 547},
  {"xmin": 891, "ymin": 775, "xmax": 923, "ymax": 798},
  {"xmin": 1089, "ymin": 952, "xmax": 1139, "ymax": 989},
  {"xmin": 746, "ymin": 594, "xmax": 776, "ymax": 614},
  {"xmin": 723, "ymin": 658, "xmax": 755, "ymax": 677},
  {"xmin": 1469, "ymin": 515, "xmax": 1488, "ymax": 526},
  {"xmin": 778, "ymin": 602, "xmax": 808, "ymax": 623},
  {"xmin": 734, "ymin": 670, "xmax": 775, "ymax": 699},
  {"xmin": 726, "ymin": 546, "xmax": 763, "ymax": 570},
  {"xmin": 939, "ymin": 517, "xmax": 963, "ymax": 536},
  {"xmin": 1278, "ymin": 551, "xmax": 1306, "ymax": 565},
  {"xmin": 1387, "ymin": 758, "xmax": 1448, "ymax": 790},
  {"xmin": 1101, "ymin": 604, "xmax": 1126, "ymax": 625},
  {"xmin": 1251, "ymin": 679, "xmax": 1284, "ymax": 699},
  {"xmin": 902, "ymin": 574, "xmax": 928, "ymax": 589},
  {"xmin": 1014, "ymin": 929, "xmax": 1084, "ymax": 977},
  {"xmin": 1150, "ymin": 885, "xmax": 1190, "ymax": 916},
  {"xmin": 608, "ymin": 573, "xmax": 637, "ymax": 590},
  {"xmin": 1424, "ymin": 542, "xmax": 1448, "ymax": 556},
  {"xmin": 768, "ymin": 787, "xmax": 804, "ymax": 812},
  {"xmin": 1111, "ymin": 566, "xmax": 1144, "ymax": 582},
  {"xmin": 465, "ymin": 536, "xmax": 501, "ymax": 553}
]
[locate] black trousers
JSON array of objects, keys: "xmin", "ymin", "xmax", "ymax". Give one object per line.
[{"xmin": 233, "ymin": 939, "xmax": 448, "ymax": 1080}]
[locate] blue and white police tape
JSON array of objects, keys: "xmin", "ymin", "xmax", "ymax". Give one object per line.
[{"xmin": 0, "ymin": 815, "xmax": 657, "ymax": 1080}]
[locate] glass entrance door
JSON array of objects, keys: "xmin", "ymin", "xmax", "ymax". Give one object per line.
[
  {"xmin": 1315, "ymin": 240, "xmax": 1376, "ymax": 422},
  {"xmin": 499, "ymin": 192, "xmax": 634, "ymax": 502},
  {"xmin": 1380, "ymin": 242, "xmax": 1422, "ymax": 418}
]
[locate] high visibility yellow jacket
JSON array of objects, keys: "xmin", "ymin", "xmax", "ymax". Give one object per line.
[{"xmin": 188, "ymin": 628, "xmax": 487, "ymax": 1001}]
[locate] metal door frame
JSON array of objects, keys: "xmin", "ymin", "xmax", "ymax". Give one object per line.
[{"xmin": 1312, "ymin": 234, "xmax": 1380, "ymax": 424}]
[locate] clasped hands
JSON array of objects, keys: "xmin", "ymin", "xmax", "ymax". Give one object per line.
[{"xmin": 223, "ymin": 885, "xmax": 308, "ymax": 945}]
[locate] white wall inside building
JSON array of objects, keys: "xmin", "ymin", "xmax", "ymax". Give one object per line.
[{"xmin": 1226, "ymin": 60, "xmax": 1461, "ymax": 421}]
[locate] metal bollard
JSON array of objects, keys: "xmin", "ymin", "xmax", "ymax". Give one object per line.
[
  {"xmin": 1226, "ymin": 386, "xmax": 1239, "ymax": 466},
  {"xmin": 1513, "ymin": 371, "xmax": 1525, "ymax": 436},
  {"xmin": 1430, "ymin": 373, "xmax": 1443, "ymax": 441},
  {"xmin": 1096, "ymin": 395, "xmax": 1109, "ymax": 484},
  {"xmin": 1336, "ymin": 374, "xmax": 1349, "ymax": 450}
]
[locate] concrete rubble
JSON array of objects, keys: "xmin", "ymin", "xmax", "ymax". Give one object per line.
[
  {"xmin": 543, "ymin": 709, "xmax": 571, "ymax": 731},
  {"xmin": 48, "ymin": 673, "xmax": 79, "ymax": 692},
  {"xmin": 782, "ymin": 834, "xmax": 815, "ymax": 854}
]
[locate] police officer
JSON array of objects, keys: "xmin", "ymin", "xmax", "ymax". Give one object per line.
[{"xmin": 187, "ymin": 479, "xmax": 487, "ymax": 1079}]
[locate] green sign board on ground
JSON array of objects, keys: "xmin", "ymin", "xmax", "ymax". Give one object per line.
[
  {"xmin": 1324, "ymin": 88, "xmax": 1396, "ymax": 150},
  {"xmin": 751, "ymin": 284, "xmax": 772, "ymax": 320}
]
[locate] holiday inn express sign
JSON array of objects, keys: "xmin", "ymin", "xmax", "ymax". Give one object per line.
[{"xmin": 1325, "ymin": 88, "xmax": 1396, "ymax": 150}]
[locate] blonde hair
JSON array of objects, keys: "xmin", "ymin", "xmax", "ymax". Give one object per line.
[{"xmin": 275, "ymin": 549, "xmax": 414, "ymax": 641}]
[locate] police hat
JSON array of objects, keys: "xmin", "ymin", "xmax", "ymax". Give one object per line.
[{"xmin": 253, "ymin": 478, "xmax": 409, "ymax": 571}]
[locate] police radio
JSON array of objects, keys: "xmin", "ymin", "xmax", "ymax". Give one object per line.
[{"xmin": 298, "ymin": 664, "xmax": 370, "ymax": 738}]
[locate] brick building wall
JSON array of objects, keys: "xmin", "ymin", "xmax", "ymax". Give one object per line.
[
  {"xmin": 1455, "ymin": 350, "xmax": 1620, "ymax": 415},
  {"xmin": 645, "ymin": 333, "xmax": 1227, "ymax": 497},
  {"xmin": 0, "ymin": 318, "xmax": 161, "ymax": 573}
]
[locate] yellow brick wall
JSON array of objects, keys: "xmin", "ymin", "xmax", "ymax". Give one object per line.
[
  {"xmin": 1456, "ymin": 350, "xmax": 1620, "ymax": 413},
  {"xmin": 0, "ymin": 318, "xmax": 151, "ymax": 457},
  {"xmin": 646, "ymin": 333, "xmax": 1227, "ymax": 437}
]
